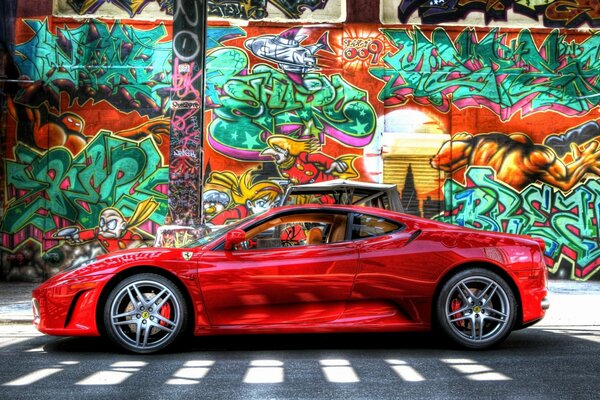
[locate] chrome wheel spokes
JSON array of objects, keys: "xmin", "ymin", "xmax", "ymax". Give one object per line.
[
  {"xmin": 109, "ymin": 279, "xmax": 182, "ymax": 352},
  {"xmin": 445, "ymin": 276, "xmax": 511, "ymax": 343}
]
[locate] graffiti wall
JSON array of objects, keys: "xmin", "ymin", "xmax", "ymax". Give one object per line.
[
  {"xmin": 200, "ymin": 24, "xmax": 381, "ymax": 223},
  {"xmin": 381, "ymin": 0, "xmax": 600, "ymax": 28},
  {"xmin": 2, "ymin": 11, "xmax": 600, "ymax": 282},
  {"xmin": 369, "ymin": 25, "xmax": 600, "ymax": 280},
  {"xmin": 199, "ymin": 24, "xmax": 600, "ymax": 281},
  {"xmin": 54, "ymin": 0, "xmax": 344, "ymax": 21},
  {"xmin": 1, "ymin": 18, "xmax": 172, "ymax": 280}
]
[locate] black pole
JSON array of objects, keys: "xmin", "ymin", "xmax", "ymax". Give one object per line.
[{"xmin": 169, "ymin": 0, "xmax": 208, "ymax": 225}]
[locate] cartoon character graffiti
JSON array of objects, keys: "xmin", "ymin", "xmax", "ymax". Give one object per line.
[
  {"xmin": 202, "ymin": 189, "xmax": 231, "ymax": 221},
  {"xmin": 245, "ymin": 27, "xmax": 332, "ymax": 85},
  {"xmin": 261, "ymin": 135, "xmax": 359, "ymax": 185},
  {"xmin": 207, "ymin": 170, "xmax": 282, "ymax": 225},
  {"xmin": 54, "ymin": 198, "xmax": 160, "ymax": 252},
  {"xmin": 431, "ymin": 132, "xmax": 600, "ymax": 191},
  {"xmin": 8, "ymin": 99, "xmax": 88, "ymax": 154},
  {"xmin": 7, "ymin": 97, "xmax": 170, "ymax": 155}
]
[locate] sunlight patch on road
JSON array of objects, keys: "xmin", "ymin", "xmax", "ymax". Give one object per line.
[
  {"xmin": 75, "ymin": 361, "xmax": 147, "ymax": 385},
  {"xmin": 320, "ymin": 359, "xmax": 360, "ymax": 383},
  {"xmin": 243, "ymin": 360, "xmax": 284, "ymax": 383},
  {"xmin": 3, "ymin": 368, "xmax": 62, "ymax": 386},
  {"xmin": 441, "ymin": 358, "xmax": 511, "ymax": 381},
  {"xmin": 166, "ymin": 360, "xmax": 215, "ymax": 385},
  {"xmin": 543, "ymin": 329, "xmax": 600, "ymax": 344},
  {"xmin": 386, "ymin": 359, "xmax": 425, "ymax": 382},
  {"xmin": 0, "ymin": 337, "xmax": 31, "ymax": 349}
]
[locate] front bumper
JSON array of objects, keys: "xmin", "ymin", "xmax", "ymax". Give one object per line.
[{"xmin": 32, "ymin": 276, "xmax": 107, "ymax": 337}]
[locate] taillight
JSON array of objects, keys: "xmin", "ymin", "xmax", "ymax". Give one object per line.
[{"xmin": 532, "ymin": 237, "xmax": 546, "ymax": 253}]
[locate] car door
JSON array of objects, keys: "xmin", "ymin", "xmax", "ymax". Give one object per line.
[
  {"xmin": 197, "ymin": 211, "xmax": 359, "ymax": 326},
  {"xmin": 348, "ymin": 212, "xmax": 432, "ymax": 323}
]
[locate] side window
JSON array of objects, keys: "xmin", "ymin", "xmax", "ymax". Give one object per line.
[
  {"xmin": 351, "ymin": 213, "xmax": 402, "ymax": 239},
  {"xmin": 236, "ymin": 213, "xmax": 348, "ymax": 250}
]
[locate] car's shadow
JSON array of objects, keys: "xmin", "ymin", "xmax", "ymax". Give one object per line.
[{"xmin": 40, "ymin": 327, "xmax": 589, "ymax": 355}]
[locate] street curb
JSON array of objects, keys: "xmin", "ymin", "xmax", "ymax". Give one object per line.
[{"xmin": 0, "ymin": 318, "xmax": 33, "ymax": 325}]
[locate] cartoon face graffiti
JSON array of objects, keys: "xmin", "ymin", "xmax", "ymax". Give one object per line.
[
  {"xmin": 246, "ymin": 196, "xmax": 278, "ymax": 215},
  {"xmin": 203, "ymin": 190, "xmax": 231, "ymax": 218},
  {"xmin": 261, "ymin": 135, "xmax": 358, "ymax": 184},
  {"xmin": 98, "ymin": 208, "xmax": 127, "ymax": 238}
]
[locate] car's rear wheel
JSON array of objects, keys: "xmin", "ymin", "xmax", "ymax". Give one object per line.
[
  {"xmin": 436, "ymin": 269, "xmax": 516, "ymax": 349},
  {"xmin": 104, "ymin": 273, "xmax": 187, "ymax": 353}
]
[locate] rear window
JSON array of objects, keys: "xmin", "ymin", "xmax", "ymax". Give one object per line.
[{"xmin": 351, "ymin": 213, "xmax": 402, "ymax": 239}]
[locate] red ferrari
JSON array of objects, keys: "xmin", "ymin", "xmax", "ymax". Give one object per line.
[{"xmin": 32, "ymin": 205, "xmax": 549, "ymax": 353}]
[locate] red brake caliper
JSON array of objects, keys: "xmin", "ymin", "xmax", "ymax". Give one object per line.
[
  {"xmin": 159, "ymin": 303, "xmax": 172, "ymax": 326},
  {"xmin": 451, "ymin": 299, "xmax": 465, "ymax": 327}
]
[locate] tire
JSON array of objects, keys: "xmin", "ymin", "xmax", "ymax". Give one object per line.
[
  {"xmin": 103, "ymin": 273, "xmax": 187, "ymax": 354},
  {"xmin": 436, "ymin": 268, "xmax": 517, "ymax": 349}
]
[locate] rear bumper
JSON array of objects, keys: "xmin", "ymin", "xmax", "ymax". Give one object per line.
[
  {"xmin": 541, "ymin": 297, "xmax": 550, "ymax": 310},
  {"xmin": 516, "ymin": 264, "xmax": 549, "ymax": 326}
]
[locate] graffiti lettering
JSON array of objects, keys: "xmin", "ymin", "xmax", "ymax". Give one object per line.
[
  {"xmin": 545, "ymin": 0, "xmax": 600, "ymax": 28},
  {"xmin": 1, "ymin": 133, "xmax": 167, "ymax": 250},
  {"xmin": 343, "ymin": 38, "xmax": 383, "ymax": 64},
  {"xmin": 269, "ymin": 0, "xmax": 328, "ymax": 18},
  {"xmin": 371, "ymin": 27, "xmax": 600, "ymax": 120},
  {"xmin": 206, "ymin": 48, "xmax": 376, "ymax": 160},
  {"xmin": 173, "ymin": 148, "xmax": 199, "ymax": 159},
  {"xmin": 397, "ymin": 0, "xmax": 600, "ymax": 28},
  {"xmin": 437, "ymin": 167, "xmax": 600, "ymax": 280},
  {"xmin": 14, "ymin": 19, "xmax": 172, "ymax": 117},
  {"xmin": 208, "ymin": 0, "xmax": 268, "ymax": 19},
  {"xmin": 63, "ymin": 0, "xmax": 327, "ymax": 19},
  {"xmin": 172, "ymin": 100, "xmax": 201, "ymax": 109}
]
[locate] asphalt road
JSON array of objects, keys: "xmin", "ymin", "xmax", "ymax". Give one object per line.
[
  {"xmin": 1, "ymin": 282, "xmax": 599, "ymax": 399},
  {"xmin": 1, "ymin": 324, "xmax": 599, "ymax": 400}
]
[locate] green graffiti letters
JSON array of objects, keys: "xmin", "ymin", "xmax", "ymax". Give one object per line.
[
  {"xmin": 14, "ymin": 19, "xmax": 172, "ymax": 117},
  {"xmin": 2, "ymin": 133, "xmax": 167, "ymax": 236},
  {"xmin": 371, "ymin": 27, "xmax": 600, "ymax": 120},
  {"xmin": 206, "ymin": 48, "xmax": 376, "ymax": 159},
  {"xmin": 438, "ymin": 167, "xmax": 600, "ymax": 280}
]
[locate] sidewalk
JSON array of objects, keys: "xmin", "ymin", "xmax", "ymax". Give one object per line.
[
  {"xmin": 0, "ymin": 282, "xmax": 38, "ymax": 324},
  {"xmin": 1, "ymin": 280, "xmax": 600, "ymax": 326}
]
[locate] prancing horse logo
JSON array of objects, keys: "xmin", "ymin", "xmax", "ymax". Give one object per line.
[{"xmin": 182, "ymin": 252, "xmax": 193, "ymax": 261}]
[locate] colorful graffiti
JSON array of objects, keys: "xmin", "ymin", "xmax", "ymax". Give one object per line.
[
  {"xmin": 395, "ymin": 0, "xmax": 600, "ymax": 28},
  {"xmin": 1, "ymin": 128, "xmax": 169, "ymax": 279},
  {"xmin": 13, "ymin": 19, "xmax": 172, "ymax": 117},
  {"xmin": 204, "ymin": 29, "xmax": 377, "ymax": 164},
  {"xmin": 370, "ymin": 27, "xmax": 600, "ymax": 121},
  {"xmin": 58, "ymin": 0, "xmax": 331, "ymax": 19},
  {"xmin": 200, "ymin": 26, "xmax": 378, "ymax": 230},
  {"xmin": 1, "ymin": 19, "xmax": 173, "ymax": 280},
  {"xmin": 4, "ymin": 17, "xmax": 600, "ymax": 283},
  {"xmin": 437, "ymin": 166, "xmax": 600, "ymax": 280},
  {"xmin": 66, "ymin": 0, "xmax": 174, "ymax": 16},
  {"xmin": 430, "ymin": 129, "xmax": 600, "ymax": 191}
]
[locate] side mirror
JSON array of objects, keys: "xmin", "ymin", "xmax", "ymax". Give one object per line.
[{"xmin": 224, "ymin": 229, "xmax": 246, "ymax": 250}]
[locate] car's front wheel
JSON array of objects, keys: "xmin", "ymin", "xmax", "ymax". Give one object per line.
[
  {"xmin": 436, "ymin": 269, "xmax": 517, "ymax": 349},
  {"xmin": 103, "ymin": 273, "xmax": 187, "ymax": 353}
]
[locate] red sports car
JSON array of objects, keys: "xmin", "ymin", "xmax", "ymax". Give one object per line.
[{"xmin": 32, "ymin": 205, "xmax": 549, "ymax": 353}]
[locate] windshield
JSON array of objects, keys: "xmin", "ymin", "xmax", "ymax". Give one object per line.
[{"xmin": 184, "ymin": 211, "xmax": 264, "ymax": 248}]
